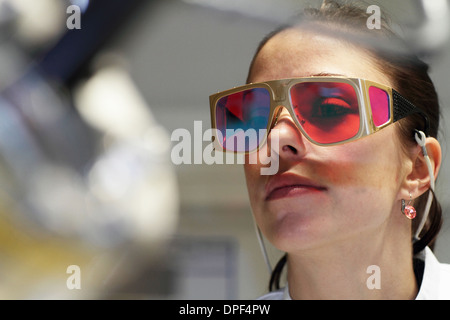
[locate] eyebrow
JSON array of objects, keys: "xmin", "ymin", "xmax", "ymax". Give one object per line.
[{"xmin": 309, "ymin": 72, "xmax": 347, "ymax": 77}]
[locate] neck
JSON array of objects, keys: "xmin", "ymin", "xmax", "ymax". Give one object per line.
[{"xmin": 286, "ymin": 224, "xmax": 418, "ymax": 300}]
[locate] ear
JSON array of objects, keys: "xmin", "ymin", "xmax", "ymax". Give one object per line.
[{"xmin": 399, "ymin": 137, "xmax": 441, "ymax": 200}]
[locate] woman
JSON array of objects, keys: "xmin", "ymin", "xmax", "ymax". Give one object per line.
[{"xmin": 209, "ymin": 1, "xmax": 450, "ymax": 299}]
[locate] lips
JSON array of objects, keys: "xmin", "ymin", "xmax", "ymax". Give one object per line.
[{"xmin": 264, "ymin": 172, "xmax": 326, "ymax": 201}]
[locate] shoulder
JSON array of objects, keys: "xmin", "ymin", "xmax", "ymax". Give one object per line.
[
  {"xmin": 256, "ymin": 287, "xmax": 290, "ymax": 300},
  {"xmin": 415, "ymin": 246, "xmax": 450, "ymax": 300},
  {"xmin": 256, "ymin": 289, "xmax": 284, "ymax": 300}
]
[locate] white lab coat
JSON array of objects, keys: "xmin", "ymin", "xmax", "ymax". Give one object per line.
[{"xmin": 258, "ymin": 246, "xmax": 450, "ymax": 300}]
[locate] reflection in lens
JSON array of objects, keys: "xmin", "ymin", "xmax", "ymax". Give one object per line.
[
  {"xmin": 290, "ymin": 82, "xmax": 360, "ymax": 144},
  {"xmin": 216, "ymin": 88, "xmax": 270, "ymax": 151},
  {"xmin": 369, "ymin": 86, "xmax": 390, "ymax": 127}
]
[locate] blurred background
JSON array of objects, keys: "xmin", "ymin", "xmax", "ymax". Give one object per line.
[{"xmin": 0, "ymin": 0, "xmax": 448, "ymax": 299}]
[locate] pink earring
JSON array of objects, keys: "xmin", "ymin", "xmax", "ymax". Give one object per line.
[{"xmin": 401, "ymin": 193, "xmax": 416, "ymax": 220}]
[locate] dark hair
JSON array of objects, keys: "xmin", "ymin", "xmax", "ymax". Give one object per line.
[{"xmin": 246, "ymin": 0, "xmax": 443, "ymax": 292}]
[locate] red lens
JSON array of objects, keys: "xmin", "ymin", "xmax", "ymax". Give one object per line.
[
  {"xmin": 215, "ymin": 87, "xmax": 271, "ymax": 152},
  {"xmin": 369, "ymin": 86, "xmax": 390, "ymax": 127},
  {"xmin": 289, "ymin": 82, "xmax": 360, "ymax": 144}
]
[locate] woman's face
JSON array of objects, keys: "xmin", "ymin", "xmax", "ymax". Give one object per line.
[{"xmin": 244, "ymin": 28, "xmax": 413, "ymax": 253}]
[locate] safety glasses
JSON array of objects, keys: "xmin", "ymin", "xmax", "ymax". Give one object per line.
[{"xmin": 209, "ymin": 77, "xmax": 428, "ymax": 153}]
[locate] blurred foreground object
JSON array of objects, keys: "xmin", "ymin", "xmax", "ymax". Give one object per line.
[
  {"xmin": 406, "ymin": 0, "xmax": 450, "ymax": 55},
  {"xmin": 0, "ymin": 0, "xmax": 178, "ymax": 299}
]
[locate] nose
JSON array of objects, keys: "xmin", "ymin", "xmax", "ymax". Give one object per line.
[{"xmin": 268, "ymin": 107, "xmax": 307, "ymax": 161}]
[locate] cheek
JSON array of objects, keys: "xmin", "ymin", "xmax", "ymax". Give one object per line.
[
  {"xmin": 322, "ymin": 154, "xmax": 391, "ymax": 190},
  {"xmin": 322, "ymin": 126, "xmax": 403, "ymax": 188},
  {"xmin": 319, "ymin": 137, "xmax": 403, "ymax": 216},
  {"xmin": 311, "ymin": 140, "xmax": 404, "ymax": 240}
]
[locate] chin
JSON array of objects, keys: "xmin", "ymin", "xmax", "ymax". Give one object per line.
[{"xmin": 261, "ymin": 210, "xmax": 336, "ymax": 253}]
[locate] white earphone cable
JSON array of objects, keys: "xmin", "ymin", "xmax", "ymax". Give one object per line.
[
  {"xmin": 253, "ymin": 221, "xmax": 273, "ymax": 274},
  {"xmin": 414, "ymin": 130, "xmax": 435, "ymax": 240}
]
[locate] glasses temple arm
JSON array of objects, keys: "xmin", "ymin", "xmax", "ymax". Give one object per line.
[{"xmin": 392, "ymin": 89, "xmax": 430, "ymax": 136}]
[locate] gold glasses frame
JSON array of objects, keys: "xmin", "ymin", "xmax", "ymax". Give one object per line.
[{"xmin": 209, "ymin": 76, "xmax": 428, "ymax": 153}]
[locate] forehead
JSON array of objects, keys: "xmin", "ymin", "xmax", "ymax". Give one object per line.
[{"xmin": 248, "ymin": 28, "xmax": 392, "ymax": 87}]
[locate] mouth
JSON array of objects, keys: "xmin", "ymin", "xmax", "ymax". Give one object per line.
[{"xmin": 265, "ymin": 173, "xmax": 326, "ymax": 201}]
